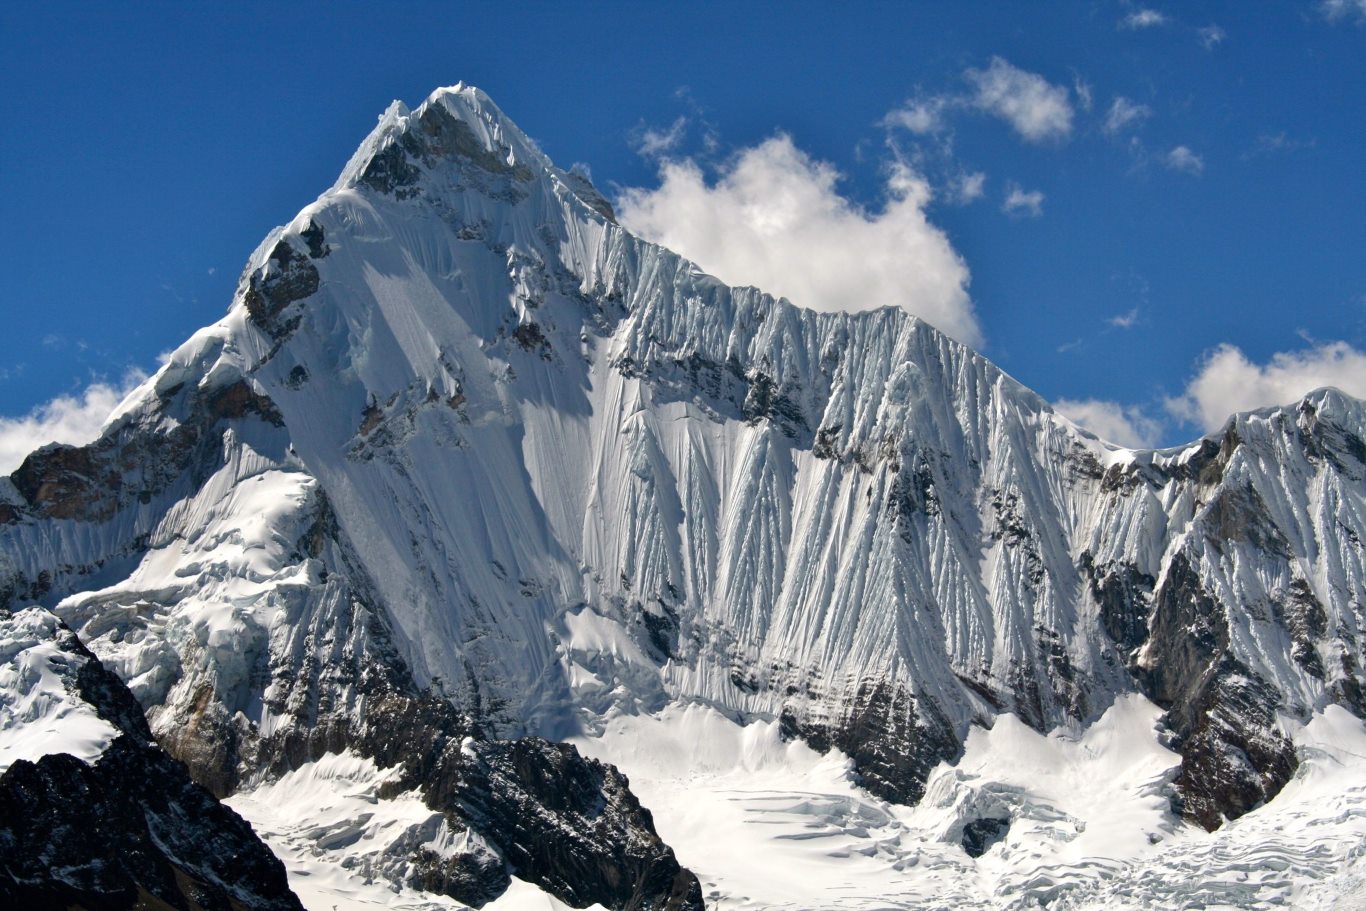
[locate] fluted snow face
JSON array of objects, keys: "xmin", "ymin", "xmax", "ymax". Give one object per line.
[
  {"xmin": 2, "ymin": 84, "xmax": 1364, "ymax": 824},
  {"xmin": 228, "ymin": 86, "xmax": 1128, "ymax": 738}
]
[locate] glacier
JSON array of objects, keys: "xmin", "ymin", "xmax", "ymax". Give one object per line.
[{"xmin": 1, "ymin": 83, "xmax": 1364, "ymax": 908}]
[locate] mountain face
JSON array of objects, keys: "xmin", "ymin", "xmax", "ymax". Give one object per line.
[
  {"xmin": 1, "ymin": 85, "xmax": 1363, "ymax": 905},
  {"xmin": 0, "ymin": 607, "xmax": 304, "ymax": 910}
]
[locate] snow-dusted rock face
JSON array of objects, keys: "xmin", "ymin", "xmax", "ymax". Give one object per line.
[
  {"xmin": 0, "ymin": 607, "xmax": 304, "ymax": 910},
  {"xmin": 1, "ymin": 84, "xmax": 1364, "ymax": 903}
]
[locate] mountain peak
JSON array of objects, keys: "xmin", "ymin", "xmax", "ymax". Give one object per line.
[{"xmin": 330, "ymin": 83, "xmax": 619, "ymax": 223}]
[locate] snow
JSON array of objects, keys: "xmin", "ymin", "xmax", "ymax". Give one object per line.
[
  {"xmin": 0, "ymin": 607, "xmax": 119, "ymax": 773},
  {"xmin": 226, "ymin": 751, "xmax": 606, "ymax": 911},
  {"xmin": 568, "ymin": 697, "xmax": 1366, "ymax": 909},
  {"xmin": 19, "ymin": 80, "xmax": 1358, "ymax": 768}
]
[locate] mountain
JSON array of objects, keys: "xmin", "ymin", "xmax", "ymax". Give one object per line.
[{"xmin": 1, "ymin": 84, "xmax": 1363, "ymax": 908}]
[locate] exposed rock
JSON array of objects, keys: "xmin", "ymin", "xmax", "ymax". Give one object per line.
[
  {"xmin": 1081, "ymin": 553, "xmax": 1155, "ymax": 655},
  {"xmin": 1140, "ymin": 554, "xmax": 1299, "ymax": 830},
  {"xmin": 961, "ymin": 816, "xmax": 1011, "ymax": 858},
  {"xmin": 242, "ymin": 238, "xmax": 319, "ymax": 339},
  {"xmin": 0, "ymin": 739, "xmax": 304, "ymax": 911},
  {"xmin": 781, "ymin": 680, "xmax": 960, "ymax": 805}
]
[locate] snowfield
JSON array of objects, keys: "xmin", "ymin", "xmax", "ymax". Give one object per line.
[{"xmin": 565, "ymin": 700, "xmax": 1366, "ymax": 910}]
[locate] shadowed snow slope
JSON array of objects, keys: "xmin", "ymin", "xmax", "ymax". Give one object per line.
[{"xmin": 2, "ymin": 84, "xmax": 1365, "ymax": 907}]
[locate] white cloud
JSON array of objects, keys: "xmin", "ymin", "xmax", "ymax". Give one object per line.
[
  {"xmin": 882, "ymin": 97, "xmax": 949, "ymax": 136},
  {"xmin": 1165, "ymin": 145, "xmax": 1204, "ymax": 174},
  {"xmin": 615, "ymin": 135, "xmax": 981, "ymax": 345},
  {"xmin": 634, "ymin": 116, "xmax": 689, "ymax": 157},
  {"xmin": 1108, "ymin": 307, "xmax": 1141, "ymax": 329},
  {"xmin": 1166, "ymin": 341, "xmax": 1366, "ymax": 431},
  {"xmin": 964, "ymin": 58, "xmax": 1074, "ymax": 143},
  {"xmin": 949, "ymin": 171, "xmax": 987, "ymax": 204},
  {"xmin": 1121, "ymin": 8, "xmax": 1168, "ymax": 29},
  {"xmin": 1002, "ymin": 183, "xmax": 1045, "ymax": 218},
  {"xmin": 1054, "ymin": 398, "xmax": 1164, "ymax": 448},
  {"xmin": 1103, "ymin": 97, "xmax": 1152, "ymax": 135},
  {"xmin": 1073, "ymin": 76, "xmax": 1094, "ymax": 112},
  {"xmin": 1321, "ymin": 0, "xmax": 1366, "ymax": 23},
  {"xmin": 1198, "ymin": 24, "xmax": 1227, "ymax": 48},
  {"xmin": 0, "ymin": 371, "xmax": 147, "ymax": 475},
  {"xmin": 1246, "ymin": 132, "xmax": 1316, "ymax": 157}
]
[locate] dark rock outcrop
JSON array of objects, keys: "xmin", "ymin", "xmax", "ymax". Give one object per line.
[
  {"xmin": 0, "ymin": 739, "xmax": 304, "ymax": 911},
  {"xmin": 781, "ymin": 680, "xmax": 960, "ymax": 805},
  {"xmin": 1140, "ymin": 553, "xmax": 1299, "ymax": 830}
]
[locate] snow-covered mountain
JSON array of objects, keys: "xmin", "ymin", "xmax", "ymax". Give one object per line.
[{"xmin": 2, "ymin": 85, "xmax": 1364, "ymax": 908}]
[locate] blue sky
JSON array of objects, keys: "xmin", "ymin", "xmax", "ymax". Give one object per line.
[{"xmin": 1, "ymin": 1, "xmax": 1363, "ymax": 464}]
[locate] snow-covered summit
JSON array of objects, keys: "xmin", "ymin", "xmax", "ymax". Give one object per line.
[{"xmin": 333, "ymin": 82, "xmax": 617, "ymax": 225}]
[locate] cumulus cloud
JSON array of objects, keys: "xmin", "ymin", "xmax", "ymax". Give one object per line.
[
  {"xmin": 882, "ymin": 97, "xmax": 950, "ymax": 136},
  {"xmin": 1165, "ymin": 145, "xmax": 1204, "ymax": 174},
  {"xmin": 964, "ymin": 58, "xmax": 1074, "ymax": 143},
  {"xmin": 1246, "ymin": 132, "xmax": 1316, "ymax": 158},
  {"xmin": 1054, "ymin": 398, "xmax": 1164, "ymax": 448},
  {"xmin": 615, "ymin": 135, "xmax": 980, "ymax": 345},
  {"xmin": 0, "ymin": 371, "xmax": 147, "ymax": 475},
  {"xmin": 1108, "ymin": 307, "xmax": 1141, "ymax": 329},
  {"xmin": 1103, "ymin": 97, "xmax": 1152, "ymax": 135},
  {"xmin": 949, "ymin": 171, "xmax": 987, "ymax": 204},
  {"xmin": 1073, "ymin": 76, "xmax": 1094, "ymax": 112},
  {"xmin": 1002, "ymin": 183, "xmax": 1045, "ymax": 218},
  {"xmin": 1120, "ymin": 8, "xmax": 1168, "ymax": 29},
  {"xmin": 1166, "ymin": 341, "xmax": 1366, "ymax": 431}
]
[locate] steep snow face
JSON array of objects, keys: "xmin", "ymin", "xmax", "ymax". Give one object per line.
[{"xmin": 1, "ymin": 83, "xmax": 1365, "ymax": 905}]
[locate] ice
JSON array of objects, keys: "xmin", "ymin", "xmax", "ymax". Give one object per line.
[
  {"xmin": 566, "ymin": 697, "xmax": 1366, "ymax": 909},
  {"xmin": 227, "ymin": 751, "xmax": 606, "ymax": 911},
  {"xmin": 0, "ymin": 607, "xmax": 119, "ymax": 773}
]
